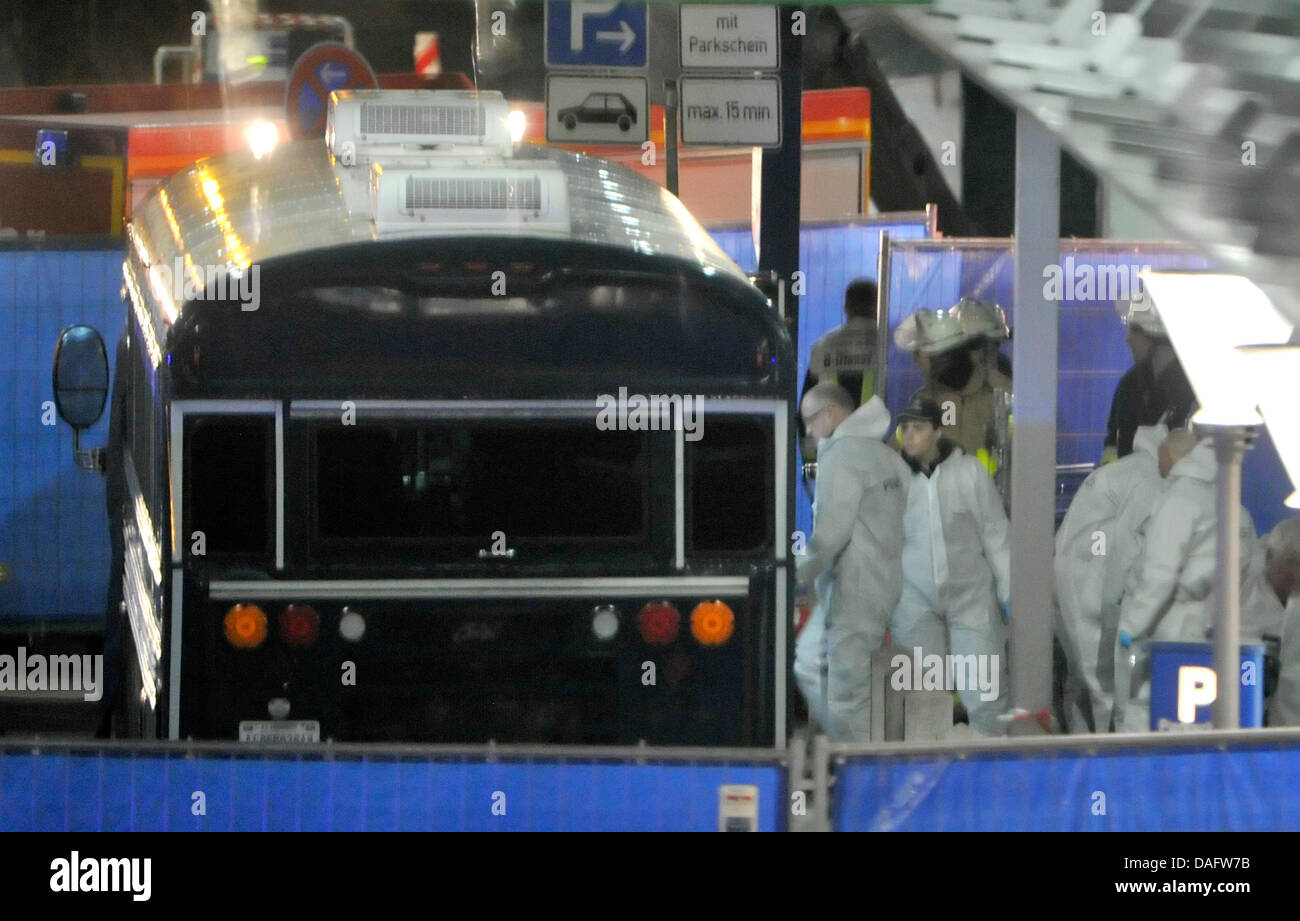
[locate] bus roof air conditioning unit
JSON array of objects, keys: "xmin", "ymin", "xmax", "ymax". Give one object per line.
[
  {"xmin": 328, "ymin": 89, "xmax": 513, "ymax": 165},
  {"xmin": 370, "ymin": 164, "xmax": 570, "ymax": 234}
]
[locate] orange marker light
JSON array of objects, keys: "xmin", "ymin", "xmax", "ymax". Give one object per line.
[
  {"xmin": 224, "ymin": 604, "xmax": 267, "ymax": 649},
  {"xmin": 690, "ymin": 601, "xmax": 735, "ymax": 646}
]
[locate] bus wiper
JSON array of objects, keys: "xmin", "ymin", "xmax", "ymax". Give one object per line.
[{"xmin": 477, "ymin": 548, "xmax": 517, "ymax": 560}]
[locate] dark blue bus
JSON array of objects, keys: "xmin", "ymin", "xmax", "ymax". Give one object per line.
[{"xmin": 52, "ymin": 90, "xmax": 796, "ymax": 746}]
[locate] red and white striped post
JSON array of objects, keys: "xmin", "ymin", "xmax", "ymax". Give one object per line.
[{"xmin": 414, "ymin": 32, "xmax": 441, "ymax": 77}]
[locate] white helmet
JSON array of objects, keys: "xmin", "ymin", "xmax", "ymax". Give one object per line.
[
  {"xmin": 893, "ymin": 313, "xmax": 919, "ymax": 351},
  {"xmin": 954, "ymin": 297, "xmax": 1011, "ymax": 341},
  {"xmin": 910, "ymin": 308, "xmax": 970, "ymax": 355}
]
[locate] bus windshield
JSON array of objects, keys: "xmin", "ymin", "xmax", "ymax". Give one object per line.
[{"xmin": 313, "ymin": 420, "xmax": 648, "ymax": 545}]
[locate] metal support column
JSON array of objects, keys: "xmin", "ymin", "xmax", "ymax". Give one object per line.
[
  {"xmin": 1009, "ymin": 115, "xmax": 1059, "ymax": 731},
  {"xmin": 875, "ymin": 232, "xmax": 892, "ymax": 403},
  {"xmin": 761, "ymin": 5, "xmax": 802, "ymax": 750},
  {"xmin": 811, "ymin": 733, "xmax": 831, "ymax": 832},
  {"xmin": 1203, "ymin": 424, "xmax": 1254, "ymax": 729},
  {"xmin": 664, "ymin": 80, "xmax": 679, "ymax": 197},
  {"xmin": 758, "ymin": 6, "xmax": 802, "ymax": 302}
]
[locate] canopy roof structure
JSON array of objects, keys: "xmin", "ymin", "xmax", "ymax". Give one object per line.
[{"xmin": 850, "ymin": 0, "xmax": 1300, "ymax": 327}]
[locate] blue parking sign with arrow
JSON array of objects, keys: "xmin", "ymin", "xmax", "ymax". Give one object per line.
[{"xmin": 545, "ymin": 1, "xmax": 647, "ymax": 68}]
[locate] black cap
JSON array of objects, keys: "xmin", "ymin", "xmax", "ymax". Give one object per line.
[{"xmin": 898, "ymin": 395, "xmax": 943, "ymax": 429}]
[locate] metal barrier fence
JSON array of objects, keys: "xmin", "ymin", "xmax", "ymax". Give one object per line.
[
  {"xmin": 822, "ymin": 729, "xmax": 1300, "ymax": 832},
  {"xmin": 0, "ymin": 740, "xmax": 787, "ymax": 832},
  {"xmin": 877, "ymin": 236, "xmax": 1293, "ymax": 534},
  {"xmin": 0, "ymin": 246, "xmax": 124, "ymax": 625},
  {"xmin": 879, "ymin": 238, "xmax": 1212, "ymax": 463},
  {"xmin": 8, "ymin": 730, "xmax": 1300, "ymax": 831},
  {"xmin": 709, "ymin": 215, "xmax": 935, "ymax": 542}
]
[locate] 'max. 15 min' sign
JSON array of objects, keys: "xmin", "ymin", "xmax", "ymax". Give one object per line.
[{"xmin": 678, "ymin": 5, "xmax": 781, "ymax": 149}]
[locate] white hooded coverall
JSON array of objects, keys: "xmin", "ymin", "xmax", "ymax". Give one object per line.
[
  {"xmin": 1054, "ymin": 425, "xmax": 1165, "ymax": 733},
  {"xmin": 1115, "ymin": 440, "xmax": 1257, "ymax": 732},
  {"xmin": 1240, "ymin": 537, "xmax": 1286, "ymax": 644},
  {"xmin": 1269, "ymin": 595, "xmax": 1300, "ymax": 725},
  {"xmin": 793, "ymin": 603, "xmax": 830, "ymax": 732},
  {"xmin": 795, "ymin": 396, "xmax": 911, "ymax": 742},
  {"xmin": 890, "ymin": 442, "xmax": 1011, "ymax": 735}
]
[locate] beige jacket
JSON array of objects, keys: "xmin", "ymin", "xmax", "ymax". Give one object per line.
[{"xmin": 912, "ymin": 362, "xmax": 1012, "ymax": 462}]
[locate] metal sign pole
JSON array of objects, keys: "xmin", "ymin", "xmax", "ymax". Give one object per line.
[
  {"xmin": 875, "ymin": 231, "xmax": 892, "ymax": 403},
  {"xmin": 665, "ymin": 79, "xmax": 679, "ymax": 197}
]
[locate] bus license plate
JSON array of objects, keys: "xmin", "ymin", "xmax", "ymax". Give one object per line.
[{"xmin": 238, "ymin": 720, "xmax": 321, "ymax": 743}]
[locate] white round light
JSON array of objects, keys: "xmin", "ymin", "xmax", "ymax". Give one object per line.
[
  {"xmin": 244, "ymin": 120, "xmax": 279, "ymax": 159},
  {"xmin": 267, "ymin": 697, "xmax": 290, "ymax": 719},
  {"xmin": 507, "ymin": 110, "xmax": 527, "ymax": 144},
  {"xmin": 339, "ymin": 608, "xmax": 366, "ymax": 642},
  {"xmin": 591, "ymin": 606, "xmax": 619, "ymax": 641}
]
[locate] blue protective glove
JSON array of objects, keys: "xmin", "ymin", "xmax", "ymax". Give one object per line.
[
  {"xmin": 1118, "ymin": 630, "xmax": 1132, "ymax": 648},
  {"xmin": 1001, "ymin": 603, "xmax": 1011, "ymax": 624}
]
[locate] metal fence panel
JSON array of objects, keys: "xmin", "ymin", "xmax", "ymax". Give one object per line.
[
  {"xmin": 833, "ymin": 738, "xmax": 1300, "ymax": 831},
  {"xmin": 884, "ymin": 240, "xmax": 1215, "ymax": 461},
  {"xmin": 0, "ymin": 248, "xmax": 124, "ymax": 624},
  {"xmin": 0, "ymin": 745, "xmax": 786, "ymax": 832},
  {"xmin": 710, "ymin": 219, "xmax": 932, "ymax": 540},
  {"xmin": 879, "ymin": 239, "xmax": 1290, "ymax": 531}
]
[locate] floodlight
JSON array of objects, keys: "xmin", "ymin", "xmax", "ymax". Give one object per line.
[
  {"xmin": 1236, "ymin": 345, "xmax": 1300, "ymax": 509},
  {"xmin": 1138, "ymin": 272, "xmax": 1294, "ymax": 426}
]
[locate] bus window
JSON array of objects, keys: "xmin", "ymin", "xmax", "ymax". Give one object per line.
[
  {"xmin": 185, "ymin": 418, "xmax": 272, "ymax": 555},
  {"xmin": 313, "ymin": 422, "xmax": 648, "ymax": 546},
  {"xmin": 171, "ymin": 269, "xmax": 778, "ymax": 394},
  {"xmin": 688, "ymin": 417, "xmax": 774, "ymax": 554}
]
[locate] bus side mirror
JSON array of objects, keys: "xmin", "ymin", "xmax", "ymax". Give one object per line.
[
  {"xmin": 52, "ymin": 324, "xmax": 109, "ymax": 472},
  {"xmin": 748, "ymin": 270, "xmax": 780, "ymax": 306}
]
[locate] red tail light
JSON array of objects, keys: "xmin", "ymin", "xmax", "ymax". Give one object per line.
[
  {"xmin": 637, "ymin": 601, "xmax": 680, "ymax": 645},
  {"xmin": 279, "ymin": 604, "xmax": 320, "ymax": 646}
]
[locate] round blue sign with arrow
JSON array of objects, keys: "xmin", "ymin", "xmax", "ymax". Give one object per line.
[{"xmin": 284, "ymin": 41, "xmax": 379, "ymax": 140}]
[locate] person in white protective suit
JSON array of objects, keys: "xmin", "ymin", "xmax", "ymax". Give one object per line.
[
  {"xmin": 795, "ymin": 383, "xmax": 911, "ymax": 742},
  {"xmin": 1054, "ymin": 424, "xmax": 1167, "ymax": 733},
  {"xmin": 1241, "ymin": 522, "xmax": 1290, "ymax": 644},
  {"xmin": 793, "ymin": 600, "xmax": 831, "ymax": 733},
  {"xmin": 1263, "ymin": 519, "xmax": 1300, "ymax": 724},
  {"xmin": 1114, "ymin": 430, "xmax": 1258, "ymax": 732},
  {"xmin": 890, "ymin": 395, "xmax": 1011, "ymax": 735}
]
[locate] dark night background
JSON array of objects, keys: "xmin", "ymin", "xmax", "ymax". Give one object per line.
[
  {"xmin": 0, "ymin": 1, "xmax": 1095, "ymax": 238},
  {"xmin": 0, "ymin": 1, "xmax": 851, "ymax": 102},
  {"xmin": 1, "ymin": 0, "xmax": 485, "ymax": 89}
]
